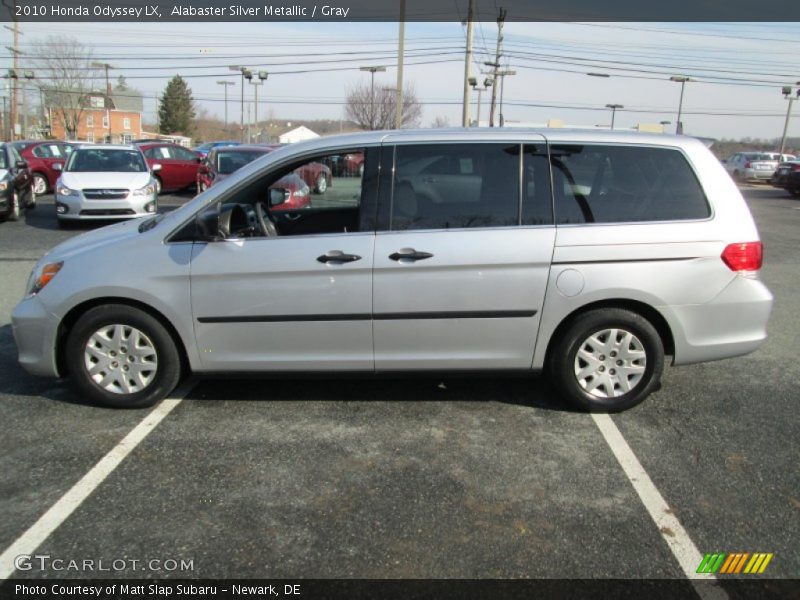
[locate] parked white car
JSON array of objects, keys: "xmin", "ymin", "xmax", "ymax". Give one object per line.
[{"xmin": 55, "ymin": 145, "xmax": 160, "ymax": 227}]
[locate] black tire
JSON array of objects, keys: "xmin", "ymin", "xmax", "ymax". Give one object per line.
[
  {"xmin": 65, "ymin": 305, "xmax": 182, "ymax": 408},
  {"xmin": 154, "ymin": 176, "xmax": 163, "ymax": 196},
  {"xmin": 7, "ymin": 191, "xmax": 20, "ymax": 221},
  {"xmin": 26, "ymin": 184, "xmax": 36, "ymax": 209},
  {"xmin": 790, "ymin": 188, "xmax": 800, "ymax": 198},
  {"xmin": 314, "ymin": 173, "xmax": 327, "ymax": 194},
  {"xmin": 548, "ymin": 308, "xmax": 664, "ymax": 412}
]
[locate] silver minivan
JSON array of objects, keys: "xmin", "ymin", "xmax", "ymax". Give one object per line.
[{"xmin": 12, "ymin": 129, "xmax": 773, "ymax": 412}]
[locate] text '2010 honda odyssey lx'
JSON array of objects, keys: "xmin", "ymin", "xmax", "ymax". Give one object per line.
[{"xmin": 12, "ymin": 129, "xmax": 773, "ymax": 412}]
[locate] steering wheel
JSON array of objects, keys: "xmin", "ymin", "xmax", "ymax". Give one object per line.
[{"xmin": 255, "ymin": 201, "xmax": 278, "ymax": 237}]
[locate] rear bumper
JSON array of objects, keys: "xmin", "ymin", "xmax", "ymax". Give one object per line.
[{"xmin": 663, "ymin": 275, "xmax": 773, "ymax": 366}]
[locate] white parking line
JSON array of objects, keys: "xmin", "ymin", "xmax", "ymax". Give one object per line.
[
  {"xmin": 0, "ymin": 378, "xmax": 197, "ymax": 580},
  {"xmin": 591, "ymin": 414, "xmax": 728, "ymax": 600}
]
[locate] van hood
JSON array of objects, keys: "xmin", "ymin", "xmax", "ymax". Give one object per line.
[
  {"xmin": 61, "ymin": 171, "xmax": 152, "ymax": 191},
  {"xmin": 40, "ymin": 218, "xmax": 145, "ymax": 264}
]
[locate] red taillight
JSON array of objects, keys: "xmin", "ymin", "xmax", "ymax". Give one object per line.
[
  {"xmin": 793, "ymin": 164, "xmax": 800, "ymax": 172},
  {"xmin": 721, "ymin": 242, "xmax": 763, "ymax": 272}
]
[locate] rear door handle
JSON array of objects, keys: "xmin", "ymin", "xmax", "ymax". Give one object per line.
[
  {"xmin": 317, "ymin": 250, "xmax": 362, "ymax": 264},
  {"xmin": 389, "ymin": 249, "xmax": 434, "ymax": 262}
]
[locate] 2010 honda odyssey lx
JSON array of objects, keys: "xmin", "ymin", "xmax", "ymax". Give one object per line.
[{"xmin": 12, "ymin": 129, "xmax": 773, "ymax": 412}]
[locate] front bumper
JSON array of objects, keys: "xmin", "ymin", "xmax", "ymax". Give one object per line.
[
  {"xmin": 56, "ymin": 191, "xmax": 157, "ymax": 221},
  {"xmin": 11, "ymin": 294, "xmax": 61, "ymax": 378}
]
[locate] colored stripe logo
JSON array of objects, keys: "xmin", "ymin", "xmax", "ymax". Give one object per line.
[{"xmin": 697, "ymin": 552, "xmax": 773, "ymax": 574}]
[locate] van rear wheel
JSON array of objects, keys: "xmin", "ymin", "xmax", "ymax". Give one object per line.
[
  {"xmin": 65, "ymin": 305, "xmax": 181, "ymax": 408},
  {"xmin": 549, "ymin": 308, "xmax": 664, "ymax": 412}
]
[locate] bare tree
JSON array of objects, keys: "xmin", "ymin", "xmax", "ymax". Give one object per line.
[
  {"xmin": 31, "ymin": 36, "xmax": 99, "ymax": 139},
  {"xmin": 430, "ymin": 115, "xmax": 450, "ymax": 128},
  {"xmin": 345, "ymin": 81, "xmax": 422, "ymax": 130}
]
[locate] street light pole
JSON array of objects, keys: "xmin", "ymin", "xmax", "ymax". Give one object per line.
[
  {"xmin": 605, "ymin": 103, "xmax": 623, "ymax": 130},
  {"xmin": 216, "ymin": 80, "xmax": 235, "ymax": 134},
  {"xmin": 670, "ymin": 76, "xmax": 692, "ymax": 135},
  {"xmin": 497, "ymin": 69, "xmax": 515, "ymax": 127},
  {"xmin": 230, "ymin": 66, "xmax": 252, "ymax": 142},
  {"xmin": 91, "ymin": 62, "xmax": 114, "ymax": 142},
  {"xmin": 779, "ymin": 83, "xmax": 800, "ymax": 159},
  {"xmin": 359, "ymin": 65, "xmax": 386, "ymax": 130}
]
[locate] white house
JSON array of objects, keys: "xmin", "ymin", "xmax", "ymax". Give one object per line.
[{"xmin": 278, "ymin": 125, "xmax": 320, "ymax": 144}]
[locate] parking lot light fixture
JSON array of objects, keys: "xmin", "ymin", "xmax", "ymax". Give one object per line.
[
  {"xmin": 670, "ymin": 76, "xmax": 693, "ymax": 134},
  {"xmin": 778, "ymin": 83, "xmax": 800, "ymax": 159},
  {"xmin": 360, "ymin": 66, "xmax": 386, "ymax": 130},
  {"xmin": 605, "ymin": 103, "xmax": 623, "ymax": 130},
  {"xmin": 230, "ymin": 66, "xmax": 253, "ymax": 142}
]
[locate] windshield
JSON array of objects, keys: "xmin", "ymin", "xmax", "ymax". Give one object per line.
[
  {"xmin": 215, "ymin": 150, "xmax": 270, "ymax": 174},
  {"xmin": 66, "ymin": 148, "xmax": 148, "ymax": 172}
]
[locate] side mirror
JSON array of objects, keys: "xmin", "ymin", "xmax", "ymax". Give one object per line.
[
  {"xmin": 16, "ymin": 160, "xmax": 28, "ymax": 169},
  {"xmin": 152, "ymin": 163, "xmax": 162, "ymax": 172},
  {"xmin": 198, "ymin": 165, "xmax": 210, "ymax": 175},
  {"xmin": 196, "ymin": 207, "xmax": 221, "ymax": 241},
  {"xmin": 269, "ymin": 188, "xmax": 288, "ymax": 207},
  {"xmin": 720, "ymin": 159, "xmax": 727, "ymax": 164},
  {"xmin": 53, "ymin": 163, "xmax": 63, "ymax": 171},
  {"xmin": 195, "ymin": 156, "xmax": 202, "ymax": 164}
]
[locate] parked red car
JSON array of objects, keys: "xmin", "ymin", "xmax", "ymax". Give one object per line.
[
  {"xmin": 198, "ymin": 145, "xmax": 312, "ymax": 211},
  {"xmin": 10, "ymin": 140, "xmax": 70, "ymax": 195},
  {"xmin": 137, "ymin": 142, "xmax": 201, "ymax": 193}
]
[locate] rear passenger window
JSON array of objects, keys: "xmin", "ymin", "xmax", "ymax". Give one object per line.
[
  {"xmin": 550, "ymin": 145, "xmax": 710, "ymax": 224},
  {"xmin": 391, "ymin": 144, "xmax": 520, "ymax": 230}
]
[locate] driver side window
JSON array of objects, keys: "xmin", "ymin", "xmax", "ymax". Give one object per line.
[{"xmin": 216, "ymin": 147, "xmax": 373, "ymax": 239}]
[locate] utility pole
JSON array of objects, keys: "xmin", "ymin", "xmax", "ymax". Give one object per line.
[
  {"xmin": 779, "ymin": 84, "xmax": 800, "ymax": 159},
  {"xmin": 461, "ymin": 0, "xmax": 475, "ymax": 127},
  {"xmin": 486, "ymin": 7, "xmax": 506, "ymax": 127},
  {"xmin": 230, "ymin": 66, "xmax": 252, "ymax": 142},
  {"xmin": 4, "ymin": 22, "xmax": 21, "ymax": 140},
  {"xmin": 394, "ymin": 0, "xmax": 405, "ymax": 129}
]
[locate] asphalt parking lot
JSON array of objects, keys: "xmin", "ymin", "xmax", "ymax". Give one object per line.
[{"xmin": 0, "ymin": 187, "xmax": 797, "ymax": 589}]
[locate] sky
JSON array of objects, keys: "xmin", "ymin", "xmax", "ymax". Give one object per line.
[{"xmin": 2, "ymin": 20, "xmax": 800, "ymax": 141}]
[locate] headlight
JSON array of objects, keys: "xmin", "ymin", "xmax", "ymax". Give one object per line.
[
  {"xmin": 0, "ymin": 181, "xmax": 8, "ymax": 191},
  {"xmin": 133, "ymin": 183, "xmax": 156, "ymax": 196},
  {"xmin": 27, "ymin": 261, "xmax": 63, "ymax": 296},
  {"xmin": 294, "ymin": 186, "xmax": 309, "ymax": 198},
  {"xmin": 57, "ymin": 186, "xmax": 78, "ymax": 197}
]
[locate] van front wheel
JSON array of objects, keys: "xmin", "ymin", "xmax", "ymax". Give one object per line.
[
  {"xmin": 65, "ymin": 305, "xmax": 181, "ymax": 408},
  {"xmin": 549, "ymin": 308, "xmax": 664, "ymax": 412}
]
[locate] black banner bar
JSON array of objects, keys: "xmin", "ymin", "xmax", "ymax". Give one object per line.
[
  {"xmin": 2, "ymin": 579, "xmax": 799, "ymax": 600},
  {"xmin": 2, "ymin": 0, "xmax": 800, "ymax": 22}
]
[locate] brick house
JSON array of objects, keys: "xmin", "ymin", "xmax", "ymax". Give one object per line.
[{"xmin": 47, "ymin": 86, "xmax": 144, "ymax": 143}]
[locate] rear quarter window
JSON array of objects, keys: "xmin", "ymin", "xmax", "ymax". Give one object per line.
[{"xmin": 550, "ymin": 144, "xmax": 710, "ymax": 224}]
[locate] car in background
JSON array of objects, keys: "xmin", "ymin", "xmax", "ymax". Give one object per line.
[
  {"xmin": 137, "ymin": 142, "xmax": 201, "ymax": 194},
  {"xmin": 11, "ymin": 140, "xmax": 70, "ymax": 195},
  {"xmin": 0, "ymin": 142, "xmax": 35, "ymax": 222},
  {"xmin": 723, "ymin": 152, "xmax": 780, "ymax": 182},
  {"xmin": 193, "ymin": 141, "xmax": 240, "ymax": 159},
  {"xmin": 54, "ymin": 145, "xmax": 159, "ymax": 226},
  {"xmin": 326, "ymin": 151, "xmax": 364, "ymax": 177},
  {"xmin": 198, "ymin": 145, "xmax": 311, "ymax": 211},
  {"xmin": 770, "ymin": 159, "xmax": 800, "ymax": 197}
]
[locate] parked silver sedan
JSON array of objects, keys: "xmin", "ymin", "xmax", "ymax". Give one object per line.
[
  {"xmin": 55, "ymin": 145, "xmax": 159, "ymax": 227},
  {"xmin": 723, "ymin": 152, "xmax": 779, "ymax": 182}
]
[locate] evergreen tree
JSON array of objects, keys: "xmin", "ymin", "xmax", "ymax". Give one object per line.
[{"xmin": 158, "ymin": 75, "xmax": 196, "ymax": 136}]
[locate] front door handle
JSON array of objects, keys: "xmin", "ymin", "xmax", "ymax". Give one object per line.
[
  {"xmin": 389, "ymin": 249, "xmax": 434, "ymax": 262},
  {"xmin": 317, "ymin": 250, "xmax": 362, "ymax": 264}
]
